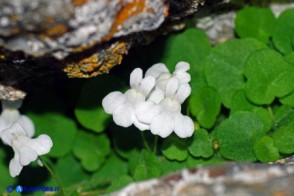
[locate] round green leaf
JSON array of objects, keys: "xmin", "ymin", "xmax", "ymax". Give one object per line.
[
  {"xmin": 245, "ymin": 49, "xmax": 294, "ymax": 105},
  {"xmin": 215, "ymin": 111, "xmax": 265, "ymax": 161},
  {"xmin": 188, "ymin": 129, "xmax": 213, "ymax": 158},
  {"xmin": 254, "ymin": 136, "xmax": 279, "ymax": 162},
  {"xmin": 189, "ymin": 87, "xmax": 221, "ymax": 128},
  {"xmin": 106, "ymin": 175, "xmax": 133, "ymax": 193},
  {"xmin": 54, "ymin": 154, "xmax": 90, "ymax": 187},
  {"xmin": 231, "ymin": 90, "xmax": 272, "ymax": 132},
  {"xmin": 205, "ymin": 38, "xmax": 266, "ymax": 107},
  {"xmin": 273, "ymin": 122, "xmax": 294, "ymax": 154},
  {"xmin": 92, "ymin": 153, "xmax": 127, "ymax": 180},
  {"xmin": 73, "ymin": 131, "xmax": 110, "ymax": 172},
  {"xmin": 75, "ymin": 75, "xmax": 124, "ymax": 132},
  {"xmin": 161, "ymin": 135, "xmax": 188, "ymax": 161},
  {"xmin": 159, "ymin": 157, "xmax": 187, "ymax": 175},
  {"xmin": 28, "ymin": 113, "xmax": 77, "ymax": 157},
  {"xmin": 235, "ymin": 7, "xmax": 276, "ymax": 44},
  {"xmin": 160, "ymin": 28, "xmax": 211, "ymax": 71},
  {"xmin": 128, "ymin": 150, "xmax": 161, "ymax": 181},
  {"xmin": 273, "ymin": 8, "xmax": 294, "ymax": 54}
]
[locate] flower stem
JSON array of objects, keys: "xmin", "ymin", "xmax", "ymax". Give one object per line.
[
  {"xmin": 40, "ymin": 158, "xmax": 65, "ymax": 196},
  {"xmin": 140, "ymin": 132, "xmax": 151, "ymax": 152}
]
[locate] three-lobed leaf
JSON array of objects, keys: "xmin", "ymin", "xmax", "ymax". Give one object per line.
[
  {"xmin": 215, "ymin": 111, "xmax": 265, "ymax": 161},
  {"xmin": 205, "ymin": 38, "xmax": 266, "ymax": 107},
  {"xmin": 235, "ymin": 7, "xmax": 276, "ymax": 44},
  {"xmin": 245, "ymin": 49, "xmax": 294, "ymax": 105},
  {"xmin": 161, "ymin": 134, "xmax": 189, "ymax": 161},
  {"xmin": 253, "ymin": 136, "xmax": 279, "ymax": 162},
  {"xmin": 189, "ymin": 87, "xmax": 221, "ymax": 128},
  {"xmin": 188, "ymin": 129, "xmax": 213, "ymax": 158},
  {"xmin": 273, "ymin": 8, "xmax": 294, "ymax": 54},
  {"xmin": 73, "ymin": 131, "xmax": 110, "ymax": 172}
]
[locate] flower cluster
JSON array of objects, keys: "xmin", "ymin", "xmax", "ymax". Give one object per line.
[
  {"xmin": 0, "ymin": 100, "xmax": 53, "ymax": 177},
  {"xmin": 102, "ymin": 62, "xmax": 194, "ymax": 138}
]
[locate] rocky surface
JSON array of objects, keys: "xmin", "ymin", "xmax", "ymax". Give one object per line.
[{"xmin": 113, "ymin": 158, "xmax": 294, "ymax": 196}]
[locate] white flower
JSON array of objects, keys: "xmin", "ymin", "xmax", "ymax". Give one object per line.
[
  {"xmin": 0, "ymin": 100, "xmax": 35, "ymax": 139},
  {"xmin": 102, "ymin": 68, "xmax": 155, "ymax": 130},
  {"xmin": 146, "ymin": 62, "xmax": 191, "ymax": 103},
  {"xmin": 136, "ymin": 78, "xmax": 194, "ymax": 138},
  {"xmin": 1, "ymin": 123, "xmax": 53, "ymax": 177}
]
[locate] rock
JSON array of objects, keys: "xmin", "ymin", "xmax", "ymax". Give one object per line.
[{"xmin": 112, "ymin": 161, "xmax": 294, "ymax": 196}]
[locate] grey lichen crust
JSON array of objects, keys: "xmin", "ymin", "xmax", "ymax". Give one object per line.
[{"xmin": 0, "ymin": 0, "xmax": 166, "ymax": 59}]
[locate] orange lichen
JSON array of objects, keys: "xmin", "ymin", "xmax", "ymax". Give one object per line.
[
  {"xmin": 45, "ymin": 24, "xmax": 68, "ymax": 37},
  {"xmin": 72, "ymin": 0, "xmax": 88, "ymax": 7},
  {"xmin": 104, "ymin": 0, "xmax": 146, "ymax": 41},
  {"xmin": 64, "ymin": 41, "xmax": 129, "ymax": 78}
]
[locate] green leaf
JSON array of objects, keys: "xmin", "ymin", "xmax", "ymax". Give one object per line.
[
  {"xmin": 159, "ymin": 29, "xmax": 211, "ymax": 114},
  {"xmin": 73, "ymin": 131, "xmax": 110, "ymax": 172},
  {"xmin": 235, "ymin": 7, "xmax": 276, "ymax": 44},
  {"xmin": 188, "ymin": 129, "xmax": 213, "ymax": 158},
  {"xmin": 205, "ymin": 38, "xmax": 266, "ymax": 107},
  {"xmin": 273, "ymin": 8, "xmax": 294, "ymax": 54},
  {"xmin": 0, "ymin": 148, "xmax": 16, "ymax": 193},
  {"xmin": 159, "ymin": 157, "xmax": 187, "ymax": 175},
  {"xmin": 106, "ymin": 175, "xmax": 133, "ymax": 193},
  {"xmin": 160, "ymin": 28, "xmax": 211, "ymax": 72},
  {"xmin": 186, "ymin": 155, "xmax": 224, "ymax": 168},
  {"xmin": 273, "ymin": 105, "xmax": 294, "ymax": 129},
  {"xmin": 231, "ymin": 90, "xmax": 272, "ymax": 132},
  {"xmin": 110, "ymin": 126, "xmax": 141, "ymax": 160},
  {"xmin": 161, "ymin": 135, "xmax": 188, "ymax": 161},
  {"xmin": 28, "ymin": 113, "xmax": 77, "ymax": 157},
  {"xmin": 92, "ymin": 153, "xmax": 128, "ymax": 180},
  {"xmin": 245, "ymin": 49, "xmax": 294, "ymax": 105},
  {"xmin": 128, "ymin": 150, "xmax": 161, "ymax": 181},
  {"xmin": 215, "ymin": 111, "xmax": 265, "ymax": 161},
  {"xmin": 54, "ymin": 154, "xmax": 90, "ymax": 187},
  {"xmin": 273, "ymin": 121, "xmax": 294, "ymax": 154},
  {"xmin": 254, "ymin": 136, "xmax": 279, "ymax": 162},
  {"xmin": 189, "ymin": 87, "xmax": 221, "ymax": 128},
  {"xmin": 75, "ymin": 75, "xmax": 124, "ymax": 133}
]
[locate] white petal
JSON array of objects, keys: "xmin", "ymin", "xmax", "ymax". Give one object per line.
[
  {"xmin": 176, "ymin": 84, "xmax": 191, "ymax": 103},
  {"xmin": 145, "ymin": 63, "xmax": 169, "ymax": 78},
  {"xmin": 18, "ymin": 115, "xmax": 35, "ymax": 137},
  {"xmin": 156, "ymin": 73, "xmax": 171, "ymax": 90},
  {"xmin": 139, "ymin": 76, "xmax": 155, "ymax": 96},
  {"xmin": 102, "ymin": 91, "xmax": 126, "ymax": 114},
  {"xmin": 147, "ymin": 87, "xmax": 165, "ymax": 103},
  {"xmin": 1, "ymin": 123, "xmax": 27, "ymax": 146},
  {"xmin": 27, "ymin": 134, "xmax": 53, "ymax": 155},
  {"xmin": 175, "ymin": 61, "xmax": 190, "ymax": 72},
  {"xmin": 174, "ymin": 72, "xmax": 191, "ymax": 83},
  {"xmin": 9, "ymin": 156, "xmax": 23, "ymax": 177},
  {"xmin": 174, "ymin": 113, "xmax": 194, "ymax": 138},
  {"xmin": 130, "ymin": 68, "xmax": 143, "ymax": 89},
  {"xmin": 19, "ymin": 146, "xmax": 38, "ymax": 165},
  {"xmin": 135, "ymin": 101, "xmax": 161, "ymax": 124},
  {"xmin": 165, "ymin": 78, "xmax": 179, "ymax": 98},
  {"xmin": 150, "ymin": 112, "xmax": 174, "ymax": 138},
  {"xmin": 0, "ymin": 118, "xmax": 10, "ymax": 133},
  {"xmin": 133, "ymin": 117, "xmax": 149, "ymax": 131},
  {"xmin": 1, "ymin": 109, "xmax": 20, "ymax": 126},
  {"xmin": 2, "ymin": 100, "xmax": 23, "ymax": 110},
  {"xmin": 125, "ymin": 89, "xmax": 145, "ymax": 105},
  {"xmin": 113, "ymin": 103, "xmax": 134, "ymax": 127}
]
